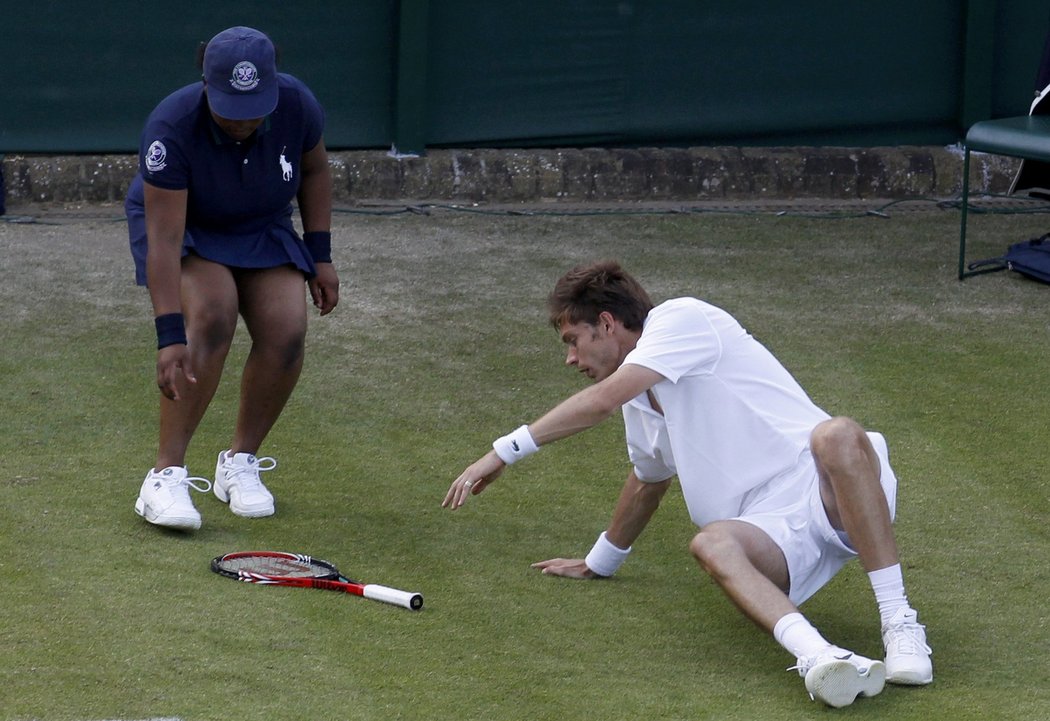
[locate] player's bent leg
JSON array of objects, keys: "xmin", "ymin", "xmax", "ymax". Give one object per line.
[
  {"xmin": 688, "ymin": 521, "xmax": 795, "ymax": 632},
  {"xmin": 209, "ymin": 267, "xmax": 307, "ymax": 517},
  {"xmin": 812, "ymin": 418, "xmax": 933, "ymax": 687},
  {"xmin": 139, "ymin": 256, "xmax": 238, "ymax": 530},
  {"xmin": 154, "ymin": 255, "xmax": 240, "ymax": 469},
  {"xmin": 690, "ymin": 521, "xmax": 887, "ymax": 707},
  {"xmin": 811, "ymin": 417, "xmax": 899, "ymax": 571},
  {"xmin": 230, "ymin": 266, "xmax": 308, "ymax": 455}
]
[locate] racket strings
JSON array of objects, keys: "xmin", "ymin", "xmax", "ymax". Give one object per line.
[{"xmin": 219, "ymin": 554, "xmax": 330, "ymax": 579}]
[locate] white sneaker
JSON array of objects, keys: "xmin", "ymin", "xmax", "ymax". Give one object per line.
[
  {"xmin": 135, "ymin": 466, "xmax": 212, "ymax": 530},
  {"xmin": 214, "ymin": 450, "xmax": 276, "ymax": 518},
  {"xmin": 792, "ymin": 647, "xmax": 886, "ymax": 708},
  {"xmin": 883, "ymin": 608, "xmax": 933, "ymax": 685}
]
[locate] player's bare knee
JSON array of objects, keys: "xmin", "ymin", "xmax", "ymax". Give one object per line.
[
  {"xmin": 191, "ymin": 309, "xmax": 237, "ymax": 357},
  {"xmin": 253, "ymin": 337, "xmax": 304, "ymax": 372},
  {"xmin": 279, "ymin": 337, "xmax": 304, "ymax": 371},
  {"xmin": 248, "ymin": 324, "xmax": 306, "ymax": 371},
  {"xmin": 811, "ymin": 416, "xmax": 868, "ymax": 469},
  {"xmin": 689, "ymin": 528, "xmax": 739, "ymax": 578},
  {"xmin": 279, "ymin": 332, "xmax": 306, "ymax": 370},
  {"xmin": 811, "ymin": 416, "xmax": 864, "ymax": 448}
]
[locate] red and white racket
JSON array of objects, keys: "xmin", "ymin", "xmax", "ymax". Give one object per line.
[{"xmin": 211, "ymin": 551, "xmax": 423, "ymax": 610}]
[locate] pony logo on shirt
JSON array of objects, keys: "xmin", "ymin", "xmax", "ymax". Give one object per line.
[
  {"xmin": 145, "ymin": 140, "xmax": 167, "ymax": 173},
  {"xmin": 279, "ymin": 146, "xmax": 293, "ymax": 181},
  {"xmin": 230, "ymin": 61, "xmax": 261, "ymax": 91}
]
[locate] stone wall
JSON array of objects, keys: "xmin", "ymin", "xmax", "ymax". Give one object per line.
[{"xmin": 0, "ymin": 146, "xmax": 1022, "ymax": 207}]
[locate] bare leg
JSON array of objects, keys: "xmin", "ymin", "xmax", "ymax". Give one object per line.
[
  {"xmin": 811, "ymin": 417, "xmax": 932, "ymax": 685},
  {"xmin": 155, "ymin": 256, "xmax": 238, "ymax": 469},
  {"xmin": 689, "ymin": 416, "xmax": 899, "ymax": 624},
  {"xmin": 689, "ymin": 520, "xmax": 798, "ymax": 632},
  {"xmin": 690, "ymin": 420, "xmax": 910, "ymax": 705},
  {"xmin": 811, "ymin": 417, "xmax": 899, "ymax": 572},
  {"xmin": 228, "ymin": 265, "xmax": 308, "ymax": 455}
]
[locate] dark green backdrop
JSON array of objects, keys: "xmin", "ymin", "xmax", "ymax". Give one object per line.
[{"xmin": 1, "ymin": 1, "xmax": 1047, "ymax": 154}]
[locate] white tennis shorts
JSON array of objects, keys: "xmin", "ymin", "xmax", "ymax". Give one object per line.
[{"xmin": 734, "ymin": 432, "xmax": 898, "ymax": 606}]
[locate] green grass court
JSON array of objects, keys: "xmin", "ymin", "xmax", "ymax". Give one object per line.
[{"xmin": 1, "ymin": 202, "xmax": 1048, "ymax": 720}]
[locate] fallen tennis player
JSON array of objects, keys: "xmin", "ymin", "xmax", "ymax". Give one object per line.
[{"xmin": 443, "ymin": 260, "xmax": 932, "ymax": 708}]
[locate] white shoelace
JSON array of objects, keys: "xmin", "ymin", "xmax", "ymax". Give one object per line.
[
  {"xmin": 184, "ymin": 475, "xmax": 213, "ymax": 493},
  {"xmin": 884, "ymin": 621, "xmax": 931, "ymax": 656},
  {"xmin": 153, "ymin": 471, "xmax": 212, "ymax": 495},
  {"xmin": 226, "ymin": 456, "xmax": 276, "ymax": 490},
  {"xmin": 168, "ymin": 474, "xmax": 212, "ymax": 494}
]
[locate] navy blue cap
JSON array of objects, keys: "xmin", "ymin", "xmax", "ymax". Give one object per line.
[{"xmin": 203, "ymin": 27, "xmax": 278, "ymax": 120}]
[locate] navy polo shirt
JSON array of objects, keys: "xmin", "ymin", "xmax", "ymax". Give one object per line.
[{"xmin": 126, "ymin": 73, "xmax": 324, "ymax": 284}]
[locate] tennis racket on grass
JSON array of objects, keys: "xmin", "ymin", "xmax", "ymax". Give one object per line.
[{"xmin": 211, "ymin": 551, "xmax": 423, "ymax": 611}]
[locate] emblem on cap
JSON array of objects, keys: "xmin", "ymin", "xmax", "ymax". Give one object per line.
[
  {"xmin": 146, "ymin": 140, "xmax": 167, "ymax": 172},
  {"xmin": 230, "ymin": 61, "xmax": 261, "ymax": 91}
]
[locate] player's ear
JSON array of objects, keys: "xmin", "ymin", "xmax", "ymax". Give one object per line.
[{"xmin": 598, "ymin": 310, "xmax": 617, "ymax": 333}]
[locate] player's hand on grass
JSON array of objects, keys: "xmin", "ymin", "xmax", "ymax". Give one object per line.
[
  {"xmin": 531, "ymin": 558, "xmax": 598, "ymax": 579},
  {"xmin": 156, "ymin": 344, "xmax": 196, "ymax": 401},
  {"xmin": 443, "ymin": 450, "xmax": 505, "ymax": 509}
]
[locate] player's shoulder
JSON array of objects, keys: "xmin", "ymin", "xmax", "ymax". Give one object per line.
[
  {"xmin": 662, "ymin": 296, "xmax": 737, "ymax": 317},
  {"xmin": 645, "ymin": 297, "xmax": 742, "ymax": 339},
  {"xmin": 276, "ymin": 73, "xmax": 321, "ymax": 105},
  {"xmin": 657, "ymin": 297, "xmax": 704, "ymax": 311},
  {"xmin": 277, "ymin": 72, "xmax": 308, "ymax": 91},
  {"xmin": 147, "ymin": 83, "xmax": 205, "ymax": 127},
  {"xmin": 138, "ymin": 83, "xmax": 203, "ymax": 179},
  {"xmin": 651, "ymin": 297, "xmax": 718, "ymax": 321}
]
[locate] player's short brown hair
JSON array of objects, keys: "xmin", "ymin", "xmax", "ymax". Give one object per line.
[{"xmin": 548, "ymin": 260, "xmax": 654, "ymax": 331}]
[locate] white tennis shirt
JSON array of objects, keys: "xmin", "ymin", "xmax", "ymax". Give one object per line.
[{"xmin": 621, "ymin": 298, "xmax": 830, "ymax": 527}]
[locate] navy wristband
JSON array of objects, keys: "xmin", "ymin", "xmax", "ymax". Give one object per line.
[
  {"xmin": 303, "ymin": 231, "xmax": 332, "ymax": 263},
  {"xmin": 155, "ymin": 313, "xmax": 187, "ymax": 349}
]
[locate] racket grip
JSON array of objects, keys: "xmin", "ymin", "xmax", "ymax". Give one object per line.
[{"xmin": 363, "ymin": 583, "xmax": 424, "ymax": 610}]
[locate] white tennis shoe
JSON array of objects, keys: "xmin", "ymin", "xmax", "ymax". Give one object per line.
[
  {"xmin": 792, "ymin": 646, "xmax": 886, "ymax": 708},
  {"xmin": 883, "ymin": 608, "xmax": 933, "ymax": 685},
  {"xmin": 135, "ymin": 466, "xmax": 212, "ymax": 530},
  {"xmin": 214, "ymin": 450, "xmax": 276, "ymax": 518}
]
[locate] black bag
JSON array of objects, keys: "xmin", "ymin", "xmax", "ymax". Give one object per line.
[{"xmin": 968, "ymin": 234, "xmax": 1050, "ymax": 284}]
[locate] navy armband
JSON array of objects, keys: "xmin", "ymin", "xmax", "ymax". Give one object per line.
[
  {"xmin": 155, "ymin": 313, "xmax": 187, "ymax": 349},
  {"xmin": 303, "ymin": 231, "xmax": 332, "ymax": 263}
]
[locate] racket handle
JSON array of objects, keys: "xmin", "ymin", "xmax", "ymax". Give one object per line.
[{"xmin": 363, "ymin": 583, "xmax": 424, "ymax": 611}]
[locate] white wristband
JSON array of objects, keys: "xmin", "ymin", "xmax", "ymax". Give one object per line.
[
  {"xmin": 492, "ymin": 425, "xmax": 539, "ymax": 465},
  {"xmin": 584, "ymin": 531, "xmax": 632, "ymax": 577}
]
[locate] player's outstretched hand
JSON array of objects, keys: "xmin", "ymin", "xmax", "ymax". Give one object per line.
[
  {"xmin": 531, "ymin": 558, "xmax": 598, "ymax": 579},
  {"xmin": 442, "ymin": 450, "xmax": 505, "ymax": 509}
]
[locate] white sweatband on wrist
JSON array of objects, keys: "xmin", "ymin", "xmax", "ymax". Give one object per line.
[
  {"xmin": 492, "ymin": 425, "xmax": 539, "ymax": 465},
  {"xmin": 584, "ymin": 531, "xmax": 632, "ymax": 577}
]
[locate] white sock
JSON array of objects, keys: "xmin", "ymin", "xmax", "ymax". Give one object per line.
[
  {"xmin": 869, "ymin": 563, "xmax": 909, "ymax": 625},
  {"xmin": 773, "ymin": 612, "xmax": 833, "ymax": 659}
]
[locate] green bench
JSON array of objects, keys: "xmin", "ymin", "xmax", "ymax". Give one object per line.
[{"xmin": 958, "ymin": 115, "xmax": 1050, "ymax": 279}]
